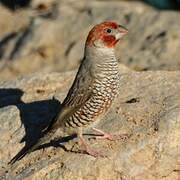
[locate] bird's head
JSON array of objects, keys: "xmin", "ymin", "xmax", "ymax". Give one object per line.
[{"xmin": 86, "ymin": 21, "xmax": 128, "ymax": 49}]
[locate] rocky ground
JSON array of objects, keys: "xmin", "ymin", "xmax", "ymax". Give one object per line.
[
  {"xmin": 0, "ymin": 0, "xmax": 180, "ymax": 81},
  {"xmin": 0, "ymin": 0, "xmax": 180, "ymax": 180},
  {"xmin": 0, "ymin": 66, "xmax": 180, "ymax": 179}
]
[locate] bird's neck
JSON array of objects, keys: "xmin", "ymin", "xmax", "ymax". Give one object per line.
[{"xmin": 84, "ymin": 46, "xmax": 118, "ymax": 75}]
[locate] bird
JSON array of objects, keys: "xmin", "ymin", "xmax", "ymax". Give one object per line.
[{"xmin": 10, "ymin": 21, "xmax": 128, "ymax": 164}]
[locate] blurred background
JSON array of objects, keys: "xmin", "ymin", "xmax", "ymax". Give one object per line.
[{"xmin": 0, "ymin": 0, "xmax": 180, "ymax": 81}]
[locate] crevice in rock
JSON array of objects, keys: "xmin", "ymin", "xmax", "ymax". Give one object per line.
[
  {"xmin": 0, "ymin": 32, "xmax": 18, "ymax": 60},
  {"xmin": 65, "ymin": 41, "xmax": 76, "ymax": 57},
  {"xmin": 125, "ymin": 97, "xmax": 140, "ymax": 104},
  {"xmin": 9, "ymin": 18, "xmax": 36, "ymax": 60}
]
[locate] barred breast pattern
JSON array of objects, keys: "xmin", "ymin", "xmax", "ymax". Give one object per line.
[{"xmin": 64, "ymin": 59, "xmax": 119, "ymax": 129}]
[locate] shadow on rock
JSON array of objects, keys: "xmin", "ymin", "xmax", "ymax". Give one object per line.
[
  {"xmin": 0, "ymin": 0, "xmax": 31, "ymax": 11},
  {"xmin": 0, "ymin": 88, "xmax": 62, "ymax": 163}
]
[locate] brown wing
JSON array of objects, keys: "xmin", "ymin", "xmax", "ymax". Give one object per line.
[
  {"xmin": 62, "ymin": 61, "xmax": 93, "ymax": 108},
  {"xmin": 46, "ymin": 59, "xmax": 94, "ymax": 130}
]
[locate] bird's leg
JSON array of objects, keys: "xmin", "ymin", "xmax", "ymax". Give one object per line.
[
  {"xmin": 77, "ymin": 128, "xmax": 105, "ymax": 157},
  {"xmin": 92, "ymin": 128, "xmax": 129, "ymax": 141}
]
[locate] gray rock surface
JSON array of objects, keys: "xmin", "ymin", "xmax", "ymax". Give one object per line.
[
  {"xmin": 0, "ymin": 0, "xmax": 180, "ymax": 179},
  {"xmin": 0, "ymin": 66, "xmax": 180, "ymax": 179},
  {"xmin": 0, "ymin": 0, "xmax": 180, "ymax": 80}
]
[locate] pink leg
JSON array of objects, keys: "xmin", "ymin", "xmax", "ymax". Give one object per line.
[
  {"xmin": 92, "ymin": 128, "xmax": 129, "ymax": 141},
  {"xmin": 78, "ymin": 134, "xmax": 106, "ymax": 158}
]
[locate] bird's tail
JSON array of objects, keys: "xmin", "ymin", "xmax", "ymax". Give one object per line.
[{"xmin": 9, "ymin": 130, "xmax": 55, "ymax": 165}]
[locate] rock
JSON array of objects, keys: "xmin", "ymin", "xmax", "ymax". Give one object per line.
[
  {"xmin": 0, "ymin": 0, "xmax": 180, "ymax": 80},
  {"xmin": 0, "ymin": 66, "xmax": 180, "ymax": 179}
]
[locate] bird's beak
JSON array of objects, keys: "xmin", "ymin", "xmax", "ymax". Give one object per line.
[{"xmin": 115, "ymin": 25, "xmax": 128, "ymax": 40}]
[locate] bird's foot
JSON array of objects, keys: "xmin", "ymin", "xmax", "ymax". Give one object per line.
[
  {"xmin": 81, "ymin": 147, "xmax": 106, "ymax": 158},
  {"xmin": 78, "ymin": 134, "xmax": 106, "ymax": 158},
  {"xmin": 92, "ymin": 128, "xmax": 129, "ymax": 141}
]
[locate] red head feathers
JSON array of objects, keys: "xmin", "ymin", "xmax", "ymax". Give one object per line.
[{"xmin": 86, "ymin": 21, "xmax": 128, "ymax": 48}]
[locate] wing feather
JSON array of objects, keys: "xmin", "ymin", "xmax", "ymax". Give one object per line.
[{"xmin": 47, "ymin": 59, "xmax": 94, "ymax": 130}]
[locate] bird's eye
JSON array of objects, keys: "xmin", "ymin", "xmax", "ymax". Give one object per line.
[{"xmin": 105, "ymin": 28, "xmax": 112, "ymax": 34}]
